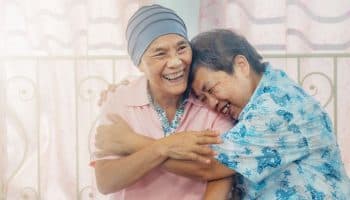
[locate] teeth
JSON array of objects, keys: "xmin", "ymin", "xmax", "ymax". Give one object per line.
[
  {"xmin": 221, "ymin": 103, "xmax": 231, "ymax": 114},
  {"xmin": 164, "ymin": 71, "xmax": 184, "ymax": 80}
]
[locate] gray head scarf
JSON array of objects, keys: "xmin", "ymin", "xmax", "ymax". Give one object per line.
[{"xmin": 126, "ymin": 4, "xmax": 188, "ymax": 66}]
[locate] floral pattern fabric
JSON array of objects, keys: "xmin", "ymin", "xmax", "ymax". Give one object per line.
[
  {"xmin": 213, "ymin": 65, "xmax": 350, "ymax": 199},
  {"xmin": 147, "ymin": 87, "xmax": 188, "ymax": 136}
]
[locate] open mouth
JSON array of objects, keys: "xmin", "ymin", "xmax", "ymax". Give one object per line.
[
  {"xmin": 221, "ymin": 103, "xmax": 231, "ymax": 115},
  {"xmin": 216, "ymin": 101, "xmax": 241, "ymax": 120},
  {"xmin": 229, "ymin": 105, "xmax": 241, "ymax": 121},
  {"xmin": 163, "ymin": 70, "xmax": 185, "ymax": 82},
  {"xmin": 217, "ymin": 102, "xmax": 231, "ymax": 115}
]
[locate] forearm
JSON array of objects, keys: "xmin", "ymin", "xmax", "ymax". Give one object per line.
[
  {"xmin": 125, "ymin": 136, "xmax": 207, "ymax": 179},
  {"xmin": 163, "ymin": 158, "xmax": 234, "ymax": 181},
  {"xmin": 129, "ymin": 136, "xmax": 234, "ymax": 180},
  {"xmin": 95, "ymin": 143, "xmax": 166, "ymax": 194},
  {"xmin": 204, "ymin": 177, "xmax": 233, "ymax": 200}
]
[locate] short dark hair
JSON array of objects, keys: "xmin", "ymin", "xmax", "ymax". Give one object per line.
[{"xmin": 190, "ymin": 29, "xmax": 266, "ymax": 83}]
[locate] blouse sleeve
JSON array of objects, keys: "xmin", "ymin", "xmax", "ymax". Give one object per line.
[{"xmin": 212, "ymin": 96, "xmax": 311, "ymax": 184}]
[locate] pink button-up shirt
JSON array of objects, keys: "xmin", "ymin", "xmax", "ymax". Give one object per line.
[{"xmin": 90, "ymin": 76, "xmax": 233, "ymax": 200}]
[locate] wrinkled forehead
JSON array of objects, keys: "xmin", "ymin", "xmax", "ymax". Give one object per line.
[{"xmin": 146, "ymin": 34, "xmax": 189, "ymax": 52}]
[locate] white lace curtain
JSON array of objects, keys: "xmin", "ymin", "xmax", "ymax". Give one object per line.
[
  {"xmin": 1, "ymin": 0, "xmax": 349, "ymax": 199},
  {"xmin": 0, "ymin": 0, "xmax": 143, "ymax": 199}
]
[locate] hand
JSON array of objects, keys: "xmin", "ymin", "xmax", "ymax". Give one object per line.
[
  {"xmin": 95, "ymin": 114, "xmax": 140, "ymax": 157},
  {"xmin": 157, "ymin": 130, "xmax": 222, "ymax": 164},
  {"xmin": 98, "ymin": 80, "xmax": 130, "ymax": 107}
]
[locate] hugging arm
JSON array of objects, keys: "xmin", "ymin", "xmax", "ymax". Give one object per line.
[
  {"xmin": 95, "ymin": 114, "xmax": 235, "ymax": 181},
  {"xmin": 94, "ymin": 124, "xmax": 222, "ymax": 194}
]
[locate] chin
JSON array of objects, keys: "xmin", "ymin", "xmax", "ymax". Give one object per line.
[{"xmin": 169, "ymin": 84, "xmax": 187, "ymax": 96}]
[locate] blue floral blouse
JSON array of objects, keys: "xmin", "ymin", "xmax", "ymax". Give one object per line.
[{"xmin": 213, "ymin": 65, "xmax": 350, "ymax": 199}]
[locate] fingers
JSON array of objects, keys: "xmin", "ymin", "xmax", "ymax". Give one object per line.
[
  {"xmin": 95, "ymin": 150, "xmax": 111, "ymax": 158},
  {"xmin": 196, "ymin": 136, "xmax": 222, "ymax": 145},
  {"xmin": 98, "ymin": 90, "xmax": 108, "ymax": 107},
  {"xmin": 191, "ymin": 145, "xmax": 217, "ymax": 164},
  {"xmin": 201, "ymin": 129, "xmax": 220, "ymax": 137},
  {"xmin": 107, "ymin": 113, "xmax": 124, "ymax": 123},
  {"xmin": 193, "ymin": 145, "xmax": 216, "ymax": 156},
  {"xmin": 98, "ymin": 80, "xmax": 131, "ymax": 107},
  {"xmin": 197, "ymin": 156, "xmax": 211, "ymax": 164},
  {"xmin": 108, "ymin": 84, "xmax": 117, "ymax": 92},
  {"xmin": 97, "ymin": 83, "xmax": 117, "ymax": 107},
  {"xmin": 187, "ymin": 152, "xmax": 211, "ymax": 164},
  {"xmin": 193, "ymin": 130, "xmax": 221, "ymax": 145},
  {"xmin": 119, "ymin": 79, "xmax": 130, "ymax": 86},
  {"xmin": 108, "ymin": 80, "xmax": 129, "ymax": 92}
]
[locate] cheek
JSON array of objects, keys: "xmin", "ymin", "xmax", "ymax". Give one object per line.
[
  {"xmin": 212, "ymin": 92, "xmax": 229, "ymax": 104},
  {"xmin": 213, "ymin": 86, "xmax": 230, "ymax": 100},
  {"xmin": 144, "ymin": 67, "xmax": 163, "ymax": 81},
  {"xmin": 191, "ymin": 79, "xmax": 201, "ymax": 92},
  {"xmin": 182, "ymin": 52, "xmax": 192, "ymax": 67}
]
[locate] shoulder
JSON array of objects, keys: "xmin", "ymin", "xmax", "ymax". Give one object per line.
[
  {"xmin": 186, "ymin": 94, "xmax": 233, "ymax": 131},
  {"xmin": 99, "ymin": 76, "xmax": 148, "ymax": 114},
  {"xmin": 108, "ymin": 76, "xmax": 148, "ymax": 106},
  {"xmin": 253, "ymin": 67, "xmax": 312, "ymax": 110}
]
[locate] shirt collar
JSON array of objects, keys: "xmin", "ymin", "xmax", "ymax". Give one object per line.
[{"xmin": 185, "ymin": 92, "xmax": 206, "ymax": 107}]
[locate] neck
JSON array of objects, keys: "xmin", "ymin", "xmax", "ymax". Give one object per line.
[
  {"xmin": 229, "ymin": 72, "xmax": 262, "ymax": 110},
  {"xmin": 243, "ymin": 73, "xmax": 262, "ymax": 106},
  {"xmin": 149, "ymin": 86, "xmax": 184, "ymax": 122},
  {"xmin": 148, "ymin": 84, "xmax": 183, "ymax": 110},
  {"xmin": 251, "ymin": 72, "xmax": 262, "ymax": 92}
]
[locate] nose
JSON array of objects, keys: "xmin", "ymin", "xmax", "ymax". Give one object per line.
[
  {"xmin": 205, "ymin": 94, "xmax": 218, "ymax": 110},
  {"xmin": 167, "ymin": 55, "xmax": 182, "ymax": 68}
]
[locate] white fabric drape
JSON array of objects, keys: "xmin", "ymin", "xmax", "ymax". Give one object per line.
[
  {"xmin": 199, "ymin": 0, "xmax": 350, "ymax": 53},
  {"xmin": 1, "ymin": 0, "xmax": 142, "ymax": 199},
  {"xmin": 1, "ymin": 0, "xmax": 349, "ymax": 199}
]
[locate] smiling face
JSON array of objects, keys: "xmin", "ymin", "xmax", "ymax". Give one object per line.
[
  {"xmin": 139, "ymin": 34, "xmax": 192, "ymax": 99},
  {"xmin": 192, "ymin": 56, "xmax": 259, "ymax": 120}
]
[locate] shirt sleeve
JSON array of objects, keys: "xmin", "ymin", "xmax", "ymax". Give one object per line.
[
  {"xmin": 210, "ymin": 114, "xmax": 234, "ymax": 134},
  {"xmin": 89, "ymin": 92, "xmax": 124, "ymax": 166},
  {"xmin": 212, "ymin": 96, "xmax": 311, "ymax": 184}
]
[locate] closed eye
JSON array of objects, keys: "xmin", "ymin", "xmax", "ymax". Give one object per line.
[
  {"xmin": 177, "ymin": 45, "xmax": 188, "ymax": 53},
  {"xmin": 198, "ymin": 95, "xmax": 206, "ymax": 102},
  {"xmin": 207, "ymin": 87, "xmax": 214, "ymax": 94},
  {"xmin": 152, "ymin": 52, "xmax": 166, "ymax": 58},
  {"xmin": 207, "ymin": 82, "xmax": 219, "ymax": 95}
]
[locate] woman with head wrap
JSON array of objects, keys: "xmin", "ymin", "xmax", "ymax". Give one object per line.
[{"xmin": 91, "ymin": 5, "xmax": 235, "ymax": 200}]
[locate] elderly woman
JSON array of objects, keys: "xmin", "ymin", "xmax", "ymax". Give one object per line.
[
  {"xmin": 91, "ymin": 5, "xmax": 235, "ymax": 200},
  {"xmin": 189, "ymin": 29, "xmax": 350, "ymax": 199}
]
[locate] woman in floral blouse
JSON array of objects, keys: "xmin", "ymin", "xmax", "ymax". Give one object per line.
[{"xmin": 189, "ymin": 28, "xmax": 350, "ymax": 199}]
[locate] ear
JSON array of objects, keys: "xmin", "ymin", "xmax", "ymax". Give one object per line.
[
  {"xmin": 232, "ymin": 55, "xmax": 250, "ymax": 77},
  {"xmin": 138, "ymin": 62, "xmax": 146, "ymax": 73}
]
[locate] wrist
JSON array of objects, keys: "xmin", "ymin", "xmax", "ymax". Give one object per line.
[
  {"xmin": 152, "ymin": 138, "xmax": 170, "ymax": 158},
  {"xmin": 129, "ymin": 133, "xmax": 155, "ymax": 153}
]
